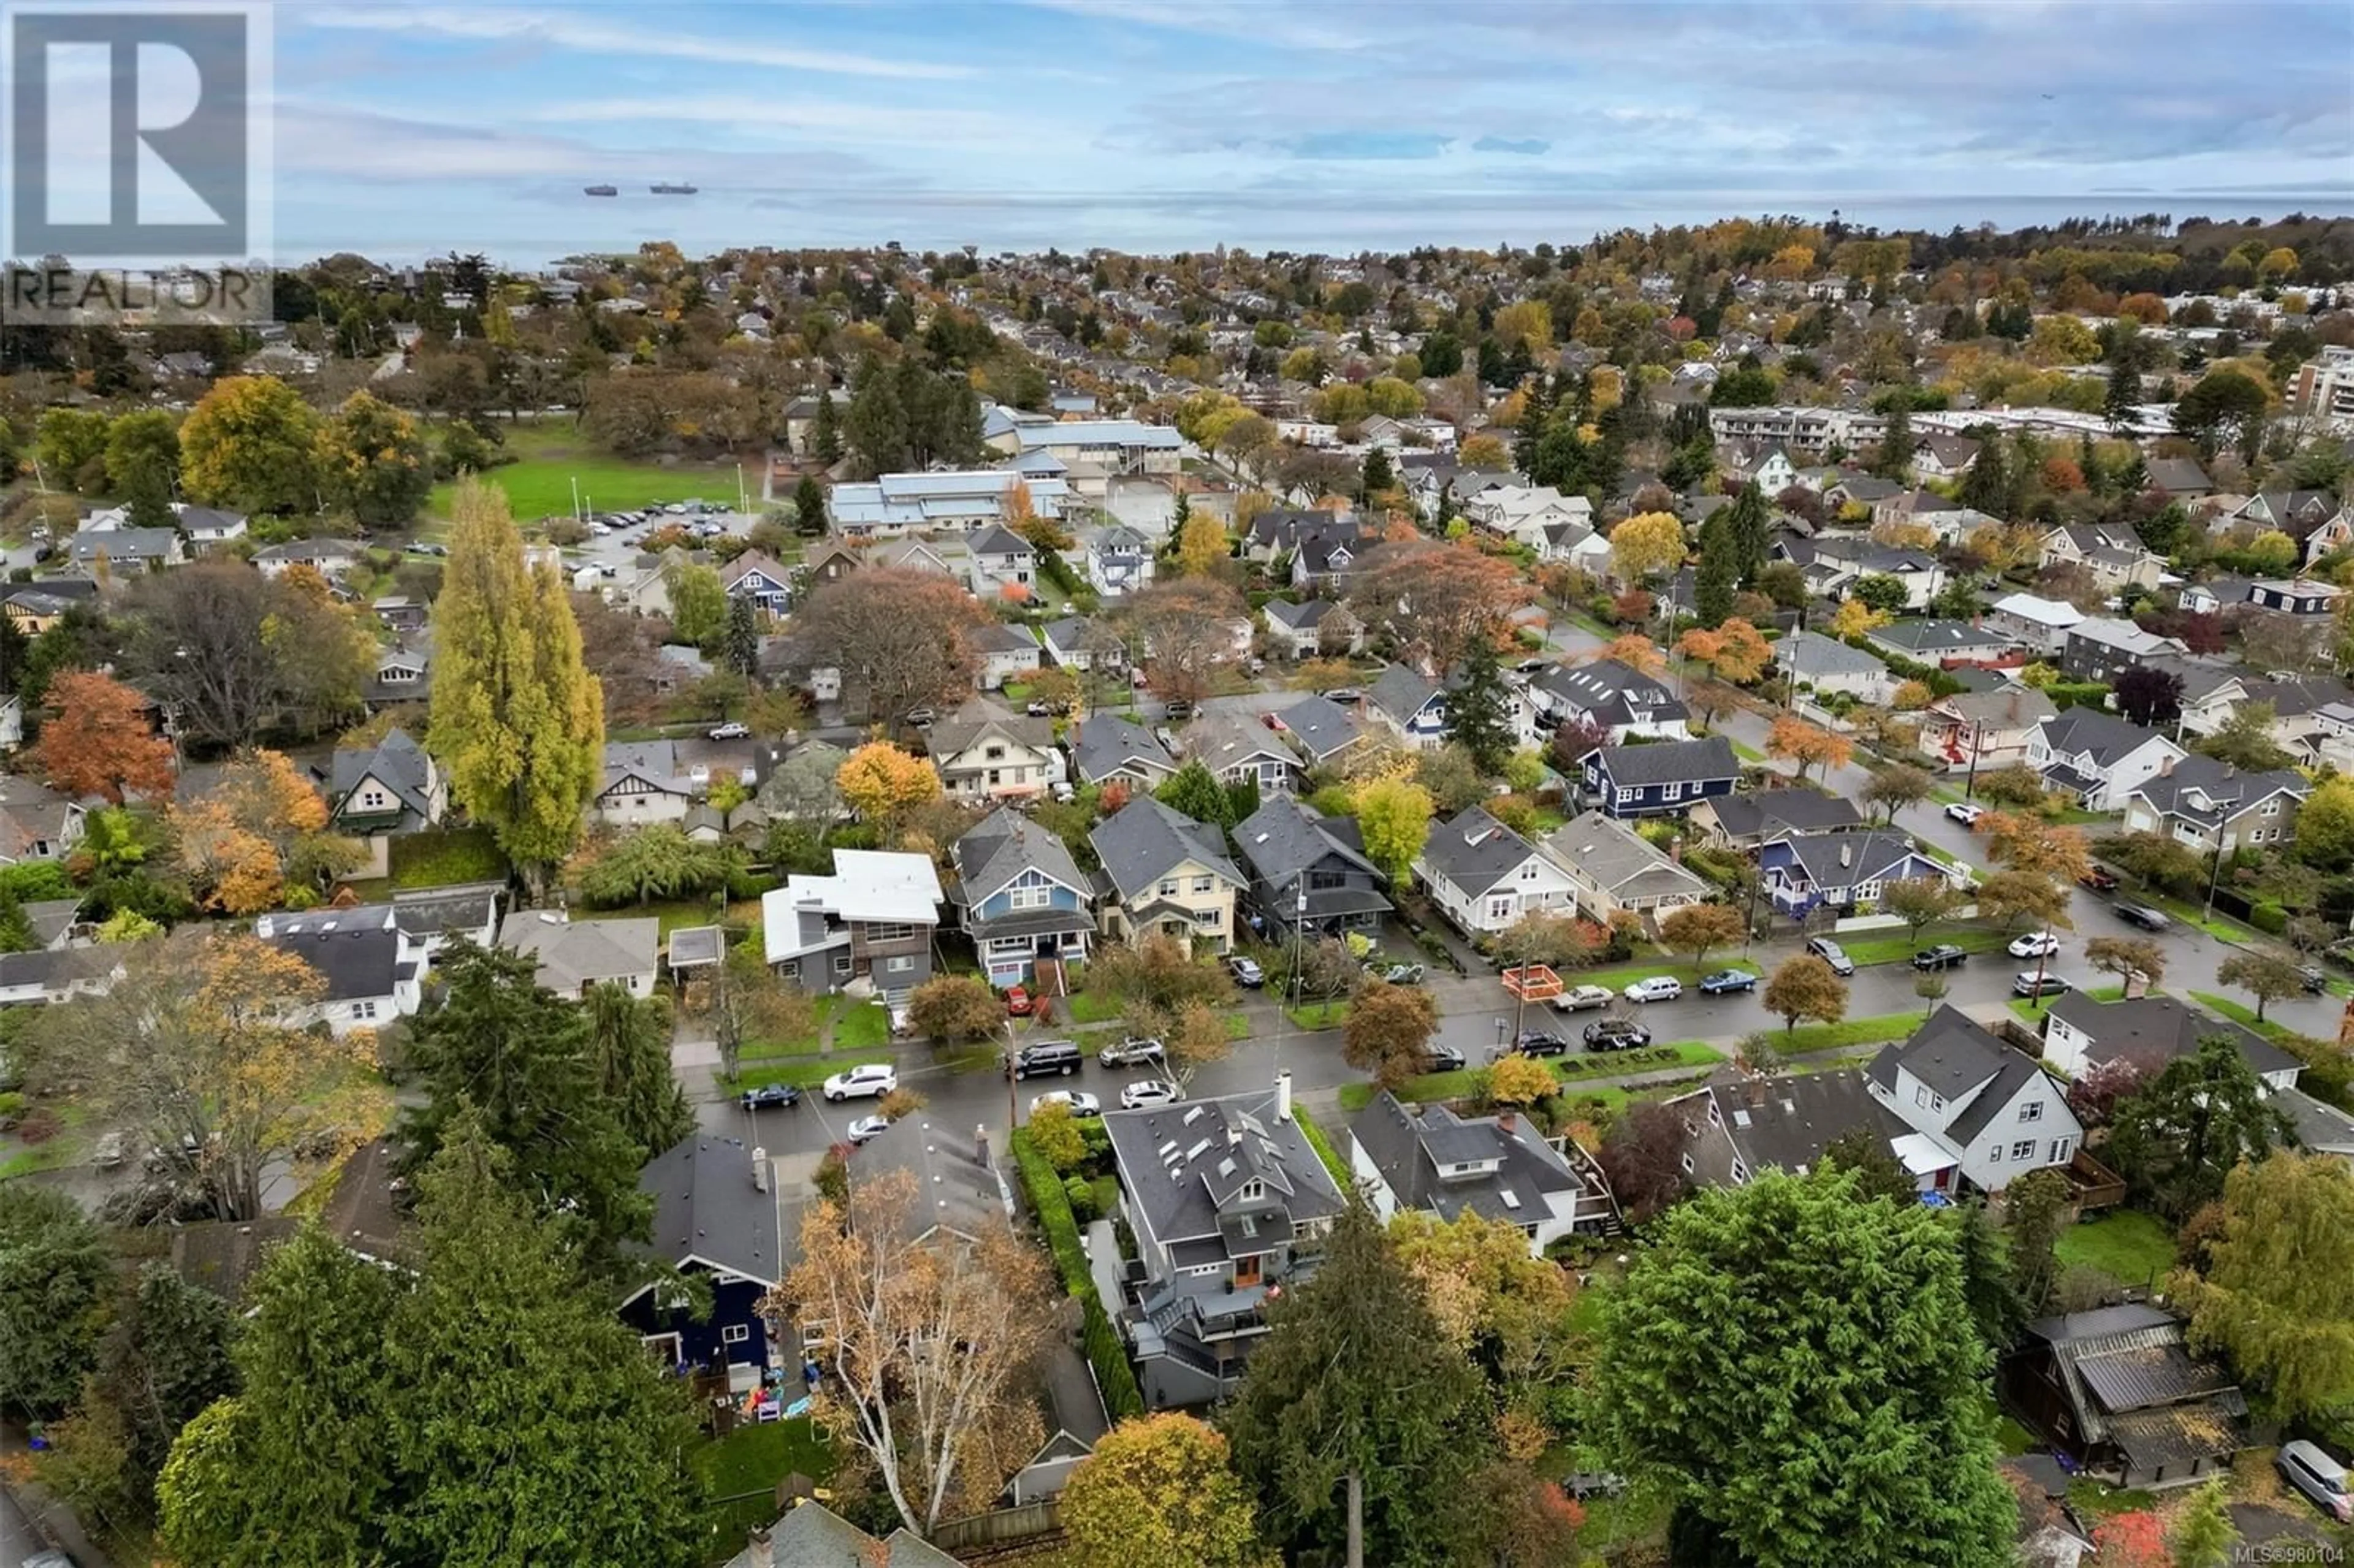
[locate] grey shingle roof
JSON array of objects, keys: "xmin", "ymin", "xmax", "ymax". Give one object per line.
[
  {"xmin": 1865, "ymin": 1005, "xmax": 2013, "ymax": 1103},
  {"xmin": 269, "ymin": 926, "xmax": 408, "ymax": 1002},
  {"xmin": 331, "ymin": 729, "xmax": 434, "ymax": 824},
  {"xmin": 2129, "ymin": 755, "xmax": 2308, "ymax": 828},
  {"xmin": 1070, "ymin": 712, "xmax": 1175, "ymax": 783},
  {"xmin": 954, "ymin": 807, "xmax": 1087, "ymax": 903},
  {"xmin": 1700, "ymin": 788, "xmax": 1864, "ymax": 841},
  {"xmin": 1776, "ymin": 630, "xmax": 1884, "ymax": 681},
  {"xmin": 1541, "ymin": 811, "xmax": 1708, "ymax": 903},
  {"xmin": 1537, "ymin": 658, "xmax": 1686, "ymax": 729},
  {"xmin": 2041, "ymin": 993, "xmax": 2298, "ymax": 1079},
  {"xmin": 1089, "ymin": 797, "xmax": 1241, "ymax": 901},
  {"xmin": 1417, "ymin": 807, "xmax": 1539, "ymax": 899},
  {"xmin": 1777, "ymin": 829, "xmax": 1934, "ymax": 888},
  {"xmin": 1102, "ymin": 1085, "xmax": 1346, "ymax": 1257},
  {"xmin": 1348, "ymin": 1090, "xmax": 1595, "ymax": 1227},
  {"xmin": 1592, "ymin": 734, "xmax": 1737, "ymax": 788},
  {"xmin": 1699, "ymin": 1070, "xmax": 1910, "ymax": 1178},
  {"xmin": 637, "ymin": 1133, "xmax": 783, "ymax": 1284},
  {"xmin": 1870, "ymin": 619, "xmax": 2011, "ymax": 655},
  {"xmin": 1279, "ymin": 695, "xmax": 1365, "ymax": 761},
  {"xmin": 2036, "ymin": 709, "xmax": 2171, "ymax": 769},
  {"xmin": 1367, "ymin": 663, "xmax": 1442, "ymax": 726}
]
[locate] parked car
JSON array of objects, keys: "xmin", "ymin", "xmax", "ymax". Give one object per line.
[
  {"xmin": 739, "ymin": 1083, "xmax": 801, "ymax": 1112},
  {"xmin": 1008, "ymin": 1040, "xmax": 1083, "ymax": 1080},
  {"xmin": 1945, "ymin": 801, "xmax": 1985, "ymax": 825},
  {"xmin": 707, "ymin": 721, "xmax": 749, "ymax": 740},
  {"xmin": 1420, "ymin": 1043, "xmax": 1468, "ymax": 1072},
  {"xmin": 904, "ymin": 706, "xmax": 936, "ymax": 728},
  {"xmin": 1911, "ymin": 945, "xmax": 1968, "ymax": 971},
  {"xmin": 1369, "ymin": 962, "xmax": 1425, "ymax": 986},
  {"xmin": 1322, "ymin": 687, "xmax": 1362, "ymax": 703},
  {"xmin": 1805, "ymin": 936, "xmax": 1856, "ymax": 976},
  {"xmin": 1512, "ymin": 1031, "xmax": 1571, "ymax": 1057},
  {"xmin": 1098, "ymin": 1036, "xmax": 1165, "ymax": 1068},
  {"xmin": 1623, "ymin": 976, "xmax": 1683, "ymax": 1003},
  {"xmin": 1698, "ymin": 969, "xmax": 1757, "ymax": 995},
  {"xmin": 845, "ymin": 1115, "xmax": 891, "ymax": 1145},
  {"xmin": 2008, "ymin": 931, "xmax": 2063, "ymax": 959},
  {"xmin": 2113, "ymin": 902, "xmax": 2170, "ymax": 932},
  {"xmin": 1030, "ymin": 1090, "xmax": 1102, "ymax": 1118},
  {"xmin": 1550, "ymin": 983, "xmax": 1614, "ymax": 1013},
  {"xmin": 1005, "ymin": 984, "xmax": 1046, "ymax": 1018},
  {"xmin": 2278, "ymin": 1441, "xmax": 2353, "ymax": 1523},
  {"xmin": 1583, "ymin": 1018, "xmax": 1652, "ymax": 1051},
  {"xmin": 1025, "ymin": 699, "xmax": 1056, "ymax": 717},
  {"xmin": 2301, "ymin": 964, "xmax": 2331, "ymax": 994},
  {"xmin": 822, "ymin": 1064, "xmax": 897, "ymax": 1102},
  {"xmin": 1227, "ymin": 956, "xmax": 1265, "ymax": 988},
  {"xmin": 1119, "ymin": 1080, "xmax": 1179, "ymax": 1111},
  {"xmin": 2012, "ymin": 972, "xmax": 2073, "ymax": 999},
  {"xmin": 2078, "ymin": 865, "xmax": 2120, "ymax": 892}
]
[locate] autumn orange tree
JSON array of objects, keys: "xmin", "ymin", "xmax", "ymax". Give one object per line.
[
  {"xmin": 1349, "ymin": 539, "xmax": 1526, "ymax": 671},
  {"xmin": 1975, "ymin": 811, "xmax": 2091, "ymax": 884},
  {"xmin": 26, "ymin": 928, "xmax": 383, "ymax": 1220},
  {"xmin": 172, "ymin": 749, "xmax": 365, "ymax": 915},
  {"xmin": 777, "ymin": 1167, "xmax": 1053, "ymax": 1536},
  {"xmin": 1766, "ymin": 713, "xmax": 1854, "ymax": 782},
  {"xmin": 1594, "ymin": 633, "xmax": 1667, "ymax": 674},
  {"xmin": 33, "ymin": 670, "xmax": 177, "ymax": 802},
  {"xmin": 835, "ymin": 741, "xmax": 942, "ymax": 828},
  {"xmin": 1677, "ymin": 618, "xmax": 1772, "ymax": 685}
]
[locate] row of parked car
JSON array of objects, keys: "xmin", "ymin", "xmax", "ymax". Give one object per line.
[{"xmin": 1545, "ymin": 970, "xmax": 1758, "ymax": 1014}]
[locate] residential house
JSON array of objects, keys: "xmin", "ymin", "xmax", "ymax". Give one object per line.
[
  {"xmin": 1865, "ymin": 1007, "xmax": 2083, "ymax": 1195},
  {"xmin": 623, "ymin": 1135, "xmax": 783, "ymax": 1390},
  {"xmin": 828, "ymin": 469, "xmax": 1071, "ymax": 538},
  {"xmin": 2000, "ymin": 1306, "xmax": 2247, "ymax": 1489},
  {"xmin": 1242, "ymin": 506, "xmax": 1345, "ymax": 562},
  {"xmin": 387, "ymin": 885, "xmax": 503, "ymax": 956},
  {"xmin": 965, "ymin": 523, "xmax": 1039, "ymax": 599},
  {"xmin": 1040, "ymin": 614, "xmax": 1125, "ymax": 672},
  {"xmin": 1758, "ymin": 828, "xmax": 1954, "ymax": 918},
  {"xmin": 1919, "ymin": 686, "xmax": 2061, "ymax": 774},
  {"xmin": 799, "ymin": 540, "xmax": 864, "ymax": 590},
  {"xmin": 2038, "ymin": 994, "xmax": 2301, "ymax": 1090},
  {"xmin": 1540, "ymin": 810, "xmax": 1709, "ymax": 923},
  {"xmin": 592, "ymin": 740, "xmax": 695, "ymax": 826},
  {"xmin": 1664, "ymin": 1069, "xmax": 1918, "ymax": 1193},
  {"xmin": 2060, "ymin": 619, "xmax": 2185, "ymax": 685},
  {"xmin": 871, "ymin": 536, "xmax": 967, "ymax": 579},
  {"xmin": 1103, "ymin": 1075, "xmax": 1346, "ymax": 1407},
  {"xmin": 1743, "ymin": 444, "xmax": 1799, "ymax": 493},
  {"xmin": 1689, "ymin": 786, "xmax": 1865, "ymax": 849},
  {"xmin": 499, "ymin": 911, "xmax": 661, "ymax": 997},
  {"xmin": 1069, "ymin": 712, "xmax": 1178, "ymax": 791},
  {"xmin": 1415, "ymin": 807, "xmax": 1577, "ymax": 936},
  {"xmin": 0, "ymin": 946, "xmax": 124, "ymax": 1007},
  {"xmin": 2027, "ymin": 710, "xmax": 2187, "ymax": 812},
  {"xmin": 719, "ymin": 550, "xmax": 793, "ymax": 615},
  {"xmin": 1365, "ymin": 663, "xmax": 1450, "ymax": 750},
  {"xmin": 0, "ymin": 775, "xmax": 87, "ymax": 864},
  {"xmin": 1261, "ymin": 598, "xmax": 1363, "ymax": 660},
  {"xmin": 1807, "ymin": 537, "xmax": 1943, "ymax": 609},
  {"xmin": 261, "ymin": 918, "xmax": 422, "ymax": 1036},
  {"xmin": 1579, "ymin": 734, "xmax": 1739, "ymax": 819},
  {"xmin": 1867, "ymin": 618, "xmax": 2017, "ymax": 665},
  {"xmin": 1189, "ymin": 711, "xmax": 1302, "ymax": 797},
  {"xmin": 2040, "ymin": 524, "xmax": 2165, "ymax": 594},
  {"xmin": 926, "ymin": 699, "xmax": 1056, "ymax": 804},
  {"xmin": 1537, "ymin": 520, "xmax": 1614, "ymax": 573},
  {"xmin": 2175, "ymin": 576, "xmax": 2255, "ymax": 616},
  {"xmin": 2122, "ymin": 755, "xmax": 2309, "ymax": 853},
  {"xmin": 1279, "ymin": 694, "xmax": 1368, "ymax": 769},
  {"xmin": 1987, "ymin": 593, "xmax": 2087, "ymax": 656},
  {"xmin": 2146, "ymin": 457, "xmax": 2214, "ymax": 500},
  {"xmin": 1888, "ymin": 490, "xmax": 1997, "ymax": 545},
  {"xmin": 1085, "ymin": 524, "xmax": 1155, "ymax": 599},
  {"xmin": 4, "ymin": 584, "xmax": 97, "ymax": 636},
  {"xmin": 175, "ymin": 504, "xmax": 248, "ymax": 546},
  {"xmin": 1911, "ymin": 433, "xmax": 1981, "ymax": 480},
  {"xmin": 1463, "ymin": 485, "xmax": 1593, "ymax": 550},
  {"xmin": 730, "ymin": 1502, "xmax": 963, "ymax": 1568},
  {"xmin": 1528, "ymin": 658, "xmax": 1690, "ymax": 743},
  {"xmin": 365, "ymin": 634, "xmax": 433, "ymax": 707},
  {"xmin": 2303, "ymin": 504, "xmax": 2354, "ymax": 567},
  {"xmin": 370, "ymin": 596, "xmax": 428, "ymax": 634},
  {"xmin": 2245, "ymin": 577, "xmax": 2345, "ymax": 616},
  {"xmin": 1232, "ymin": 796, "xmax": 1390, "ymax": 938},
  {"xmin": 760, "ymin": 850, "xmax": 944, "ymax": 1005},
  {"xmin": 969, "ymin": 622, "xmax": 1043, "ymax": 690},
  {"xmin": 2143, "ymin": 658, "xmax": 2249, "ymax": 737},
  {"xmin": 2214, "ymin": 487, "xmax": 2342, "ymax": 545},
  {"xmin": 327, "ymin": 728, "xmax": 445, "ymax": 880},
  {"xmin": 249, "ymin": 536, "xmax": 355, "ymax": 579},
  {"xmin": 950, "ymin": 809, "xmax": 1094, "ymax": 988},
  {"xmin": 1350, "ymin": 1091, "xmax": 1617, "ymax": 1255},
  {"xmin": 1089, "ymin": 797, "xmax": 1244, "ymax": 955},
  {"xmin": 1290, "ymin": 519, "xmax": 1381, "ymax": 596},
  {"xmin": 70, "ymin": 527, "xmax": 185, "ymax": 576},
  {"xmin": 1777, "ymin": 630, "xmax": 1895, "ymax": 702}
]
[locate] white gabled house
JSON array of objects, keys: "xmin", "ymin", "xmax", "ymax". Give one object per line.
[
  {"xmin": 1864, "ymin": 1007, "xmax": 2083, "ymax": 1195},
  {"xmin": 1414, "ymin": 807, "xmax": 1576, "ymax": 936}
]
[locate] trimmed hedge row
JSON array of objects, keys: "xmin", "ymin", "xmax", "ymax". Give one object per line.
[
  {"xmin": 1010, "ymin": 1128, "xmax": 1146, "ymax": 1421},
  {"xmin": 1291, "ymin": 1105, "xmax": 1352, "ymax": 1190}
]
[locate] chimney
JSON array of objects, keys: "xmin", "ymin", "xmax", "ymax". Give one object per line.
[
  {"xmin": 745, "ymin": 1526, "xmax": 774, "ymax": 1568},
  {"xmin": 1498, "ymin": 1111, "xmax": 1517, "ymax": 1136},
  {"xmin": 752, "ymin": 1146, "xmax": 769, "ymax": 1193},
  {"xmin": 1276, "ymin": 1069, "xmax": 1293, "ymax": 1123},
  {"xmin": 1838, "ymin": 840, "xmax": 1852, "ymax": 869},
  {"xmin": 1747, "ymin": 1075, "xmax": 1767, "ymax": 1109}
]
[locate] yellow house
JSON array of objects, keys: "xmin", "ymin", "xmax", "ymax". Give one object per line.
[{"xmin": 1087, "ymin": 797, "xmax": 1243, "ymax": 956}]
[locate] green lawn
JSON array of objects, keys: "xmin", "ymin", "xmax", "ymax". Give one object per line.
[
  {"xmin": 827, "ymin": 997, "xmax": 891, "ymax": 1053},
  {"xmin": 2149, "ymin": 894, "xmax": 2261, "ymax": 945},
  {"xmin": 427, "ymin": 421, "xmax": 746, "ymax": 523},
  {"xmin": 1285, "ymin": 999, "xmax": 1350, "ymax": 1031},
  {"xmin": 1729, "ymin": 740, "xmax": 1767, "ymax": 763},
  {"xmin": 387, "ymin": 825, "xmax": 508, "ymax": 889},
  {"xmin": 1556, "ymin": 956, "xmax": 1762, "ymax": 991},
  {"xmin": 1336, "ymin": 1041, "xmax": 1726, "ymax": 1111},
  {"xmin": 1834, "ymin": 927, "xmax": 2015, "ymax": 968},
  {"xmin": 691, "ymin": 1417, "xmax": 833, "ymax": 1566},
  {"xmin": 1777, "ymin": 1011, "xmax": 1926, "ymax": 1053},
  {"xmin": 2188, "ymin": 990, "xmax": 2302, "ymax": 1040},
  {"xmin": 724, "ymin": 1057, "xmax": 840, "ymax": 1092},
  {"xmin": 1292, "ymin": 1105, "xmax": 1352, "ymax": 1189},
  {"xmin": 1064, "ymin": 990, "xmax": 1126, "ymax": 1025},
  {"xmin": 2055, "ymin": 1209, "xmax": 2176, "ymax": 1287}
]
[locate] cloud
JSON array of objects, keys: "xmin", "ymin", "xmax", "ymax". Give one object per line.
[
  {"xmin": 1473, "ymin": 136, "xmax": 1550, "ymax": 156},
  {"xmin": 1283, "ymin": 131, "xmax": 1450, "ymax": 161},
  {"xmin": 298, "ymin": 6, "xmax": 973, "ymax": 80}
]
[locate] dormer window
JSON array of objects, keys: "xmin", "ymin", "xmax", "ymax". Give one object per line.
[{"xmin": 1237, "ymin": 1179, "xmax": 1264, "ymax": 1203}]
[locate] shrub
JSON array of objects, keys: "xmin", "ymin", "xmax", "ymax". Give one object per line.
[
  {"xmin": 1013, "ymin": 1129, "xmax": 1145, "ymax": 1420},
  {"xmin": 2250, "ymin": 901, "xmax": 2287, "ymax": 935},
  {"xmin": 1062, "ymin": 1174, "xmax": 1099, "ymax": 1223}
]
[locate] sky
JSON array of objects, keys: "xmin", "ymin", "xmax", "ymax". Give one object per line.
[{"xmin": 262, "ymin": 1, "xmax": 2354, "ymax": 265}]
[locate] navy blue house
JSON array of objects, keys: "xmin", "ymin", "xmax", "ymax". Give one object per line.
[
  {"xmin": 622, "ymin": 1135, "xmax": 786, "ymax": 1390},
  {"xmin": 1582, "ymin": 735, "xmax": 1740, "ymax": 818}
]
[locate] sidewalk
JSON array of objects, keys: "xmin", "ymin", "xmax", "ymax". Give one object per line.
[{"xmin": 1, "ymin": 1430, "xmax": 115, "ymax": 1568}]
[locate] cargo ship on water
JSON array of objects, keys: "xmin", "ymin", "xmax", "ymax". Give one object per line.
[
  {"xmin": 583, "ymin": 185, "xmax": 617, "ymax": 197},
  {"xmin": 650, "ymin": 182, "xmax": 697, "ymax": 195}
]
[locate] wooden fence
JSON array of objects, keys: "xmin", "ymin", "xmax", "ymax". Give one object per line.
[{"xmin": 931, "ymin": 1498, "xmax": 1061, "ymax": 1554}]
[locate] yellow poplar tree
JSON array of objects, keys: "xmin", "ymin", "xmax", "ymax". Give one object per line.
[{"xmin": 429, "ymin": 478, "xmax": 604, "ymax": 889}]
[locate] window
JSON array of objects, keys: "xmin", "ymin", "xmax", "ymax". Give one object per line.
[
  {"xmin": 2262, "ymin": 799, "xmax": 2281, "ymax": 816},
  {"xmin": 1986, "ymin": 1144, "xmax": 2005, "ymax": 1163},
  {"xmin": 832, "ymin": 954, "xmax": 853, "ymax": 975},
  {"xmin": 1680, "ymin": 1153, "xmax": 1694, "ymax": 1174},
  {"xmin": 1519, "ymin": 861, "xmax": 1539, "ymax": 880},
  {"xmin": 1009, "ymin": 883, "xmax": 1051, "ymax": 911},
  {"xmin": 886, "ymin": 956, "xmax": 914, "ymax": 973},
  {"xmin": 355, "ymin": 1000, "xmax": 378, "ymax": 1020},
  {"xmin": 1663, "ymin": 781, "xmax": 1683, "ymax": 801},
  {"xmin": 866, "ymin": 923, "xmax": 915, "ymax": 942},
  {"xmin": 1158, "ymin": 879, "xmax": 1179, "ymax": 898},
  {"xmin": 2050, "ymin": 1138, "xmax": 2073, "ymax": 1165},
  {"xmin": 2019, "ymin": 1101, "xmax": 2044, "ymax": 1123},
  {"xmin": 1309, "ymin": 869, "xmax": 1348, "ymax": 892},
  {"xmin": 1617, "ymin": 786, "xmax": 1636, "ymax": 803},
  {"xmin": 1192, "ymin": 875, "xmax": 1214, "ymax": 894},
  {"xmin": 720, "ymin": 1323, "xmax": 750, "ymax": 1345},
  {"xmin": 1192, "ymin": 907, "xmax": 1220, "ymax": 927},
  {"xmin": 987, "ymin": 769, "xmax": 1002, "ymax": 786},
  {"xmin": 2011, "ymin": 1139, "xmax": 2038, "ymax": 1162},
  {"xmin": 985, "ymin": 745, "xmax": 1005, "ymax": 761},
  {"xmin": 1487, "ymin": 896, "xmax": 1514, "ymax": 922},
  {"xmin": 361, "ymin": 788, "xmax": 386, "ymax": 810}
]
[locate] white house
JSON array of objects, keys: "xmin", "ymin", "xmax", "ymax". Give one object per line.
[
  {"xmin": 498, "ymin": 911, "xmax": 661, "ymax": 998},
  {"xmin": 2038, "ymin": 994, "xmax": 2303, "ymax": 1091},
  {"xmin": 1987, "ymin": 593, "xmax": 2085, "ymax": 656},
  {"xmin": 1349, "ymin": 1091, "xmax": 1617, "ymax": 1255},
  {"xmin": 1775, "ymin": 630, "xmax": 1894, "ymax": 702},
  {"xmin": 1085, "ymin": 525, "xmax": 1156, "ymax": 599},
  {"xmin": 1864, "ymin": 1007, "xmax": 2083, "ymax": 1195},
  {"xmin": 970, "ymin": 622, "xmax": 1044, "ymax": 690},
  {"xmin": 1414, "ymin": 807, "xmax": 1577, "ymax": 936},
  {"xmin": 592, "ymin": 741, "xmax": 695, "ymax": 826},
  {"xmin": 1462, "ymin": 485, "xmax": 1594, "ymax": 550},
  {"xmin": 267, "ymin": 926, "xmax": 422, "ymax": 1035},
  {"xmin": 2025, "ymin": 710, "xmax": 2186, "ymax": 813}
]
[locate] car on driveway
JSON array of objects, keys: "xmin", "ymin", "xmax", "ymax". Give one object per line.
[
  {"xmin": 1623, "ymin": 976, "xmax": 1683, "ymax": 1003},
  {"xmin": 1321, "ymin": 687, "xmax": 1362, "ymax": 704},
  {"xmin": 2277, "ymin": 1440, "xmax": 2352, "ymax": 1523},
  {"xmin": 739, "ymin": 1083, "xmax": 801, "ymax": 1112},
  {"xmin": 1420, "ymin": 1043, "xmax": 1468, "ymax": 1072},
  {"xmin": 707, "ymin": 721, "xmax": 750, "ymax": 740},
  {"xmin": 2113, "ymin": 902, "xmax": 2170, "ymax": 932},
  {"xmin": 1119, "ymin": 1080, "xmax": 1179, "ymax": 1110},
  {"xmin": 1030, "ymin": 1089, "xmax": 1102, "ymax": 1118},
  {"xmin": 1227, "ymin": 956, "xmax": 1265, "ymax": 988},
  {"xmin": 1098, "ymin": 1036, "xmax": 1165, "ymax": 1068},
  {"xmin": 2008, "ymin": 931, "xmax": 2063, "ymax": 959},
  {"xmin": 822, "ymin": 1064, "xmax": 897, "ymax": 1102},
  {"xmin": 1698, "ymin": 969, "xmax": 1757, "ymax": 995},
  {"xmin": 1911, "ymin": 945, "xmax": 1968, "ymax": 971},
  {"xmin": 1804, "ymin": 937, "xmax": 1855, "ymax": 976},
  {"xmin": 1511, "ymin": 1031, "xmax": 1571, "ymax": 1057},
  {"xmin": 2078, "ymin": 865, "xmax": 2120, "ymax": 892},
  {"xmin": 846, "ymin": 1115, "xmax": 891, "ymax": 1145},
  {"xmin": 2012, "ymin": 972, "xmax": 2073, "ymax": 999},
  {"xmin": 1945, "ymin": 801, "xmax": 1985, "ymax": 825},
  {"xmin": 1550, "ymin": 984, "xmax": 1614, "ymax": 1013},
  {"xmin": 1583, "ymin": 1018, "xmax": 1652, "ymax": 1051}
]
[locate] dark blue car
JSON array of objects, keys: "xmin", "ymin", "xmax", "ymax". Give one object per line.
[{"xmin": 1698, "ymin": 970, "xmax": 1758, "ymax": 995}]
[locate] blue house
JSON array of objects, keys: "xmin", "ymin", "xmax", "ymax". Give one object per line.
[
  {"xmin": 1367, "ymin": 663, "xmax": 1449, "ymax": 750},
  {"xmin": 949, "ymin": 808, "xmax": 1095, "ymax": 989},
  {"xmin": 1581, "ymin": 735, "xmax": 1740, "ymax": 818},
  {"xmin": 622, "ymin": 1135, "xmax": 785, "ymax": 1393},
  {"xmin": 1758, "ymin": 829, "xmax": 1955, "ymax": 919}
]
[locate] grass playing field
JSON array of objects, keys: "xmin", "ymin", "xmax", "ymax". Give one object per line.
[{"xmin": 425, "ymin": 421, "xmax": 749, "ymax": 522}]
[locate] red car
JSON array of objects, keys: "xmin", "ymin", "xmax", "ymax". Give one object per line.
[
  {"xmin": 2078, "ymin": 866, "xmax": 2120, "ymax": 892},
  {"xmin": 1005, "ymin": 986, "xmax": 1042, "ymax": 1018}
]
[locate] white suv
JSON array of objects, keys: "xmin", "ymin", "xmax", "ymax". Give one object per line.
[{"xmin": 821, "ymin": 1064, "xmax": 898, "ymax": 1102}]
